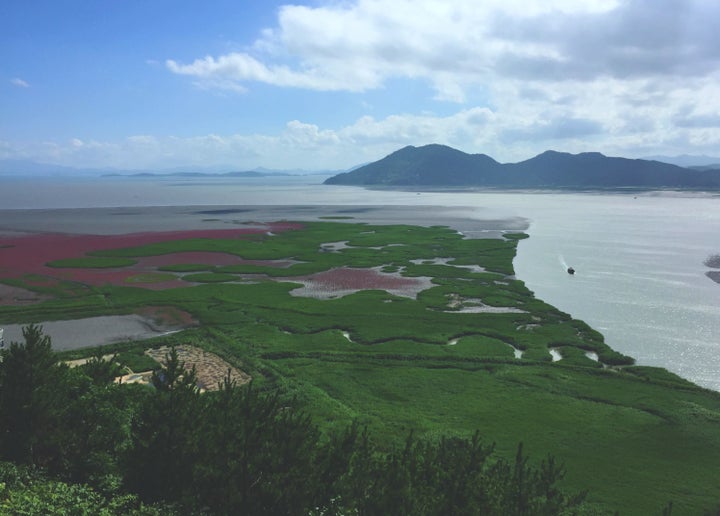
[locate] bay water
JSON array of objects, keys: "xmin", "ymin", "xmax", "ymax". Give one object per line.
[{"xmin": 1, "ymin": 175, "xmax": 718, "ymax": 390}]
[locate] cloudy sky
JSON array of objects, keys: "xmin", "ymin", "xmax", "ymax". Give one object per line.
[{"xmin": 2, "ymin": 0, "xmax": 719, "ymax": 171}]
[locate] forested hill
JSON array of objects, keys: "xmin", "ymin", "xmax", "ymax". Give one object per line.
[{"xmin": 324, "ymin": 144, "xmax": 720, "ymax": 188}]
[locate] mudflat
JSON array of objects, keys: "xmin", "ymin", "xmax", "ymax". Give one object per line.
[
  {"xmin": 1, "ymin": 314, "xmax": 182, "ymax": 351},
  {"xmin": 0, "ymin": 204, "xmax": 527, "ymax": 236},
  {"xmin": 0, "ymin": 205, "xmax": 524, "ymax": 351}
]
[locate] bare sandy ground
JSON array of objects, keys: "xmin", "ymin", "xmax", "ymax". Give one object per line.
[{"xmin": 145, "ymin": 345, "xmax": 251, "ymax": 391}]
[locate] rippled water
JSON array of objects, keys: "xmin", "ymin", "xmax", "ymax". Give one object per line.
[
  {"xmin": 1, "ymin": 176, "xmax": 719, "ymax": 390},
  {"xmin": 506, "ymin": 192, "xmax": 720, "ymax": 391}
]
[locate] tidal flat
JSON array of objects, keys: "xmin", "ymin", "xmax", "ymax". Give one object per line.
[{"xmin": 1, "ymin": 205, "xmax": 720, "ymax": 513}]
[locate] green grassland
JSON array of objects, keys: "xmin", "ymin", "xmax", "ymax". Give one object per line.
[{"xmin": 2, "ymin": 220, "xmax": 720, "ymax": 513}]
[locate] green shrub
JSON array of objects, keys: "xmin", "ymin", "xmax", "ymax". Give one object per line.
[{"xmin": 116, "ymin": 351, "xmax": 160, "ymax": 373}]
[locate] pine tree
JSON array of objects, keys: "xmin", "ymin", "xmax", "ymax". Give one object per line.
[
  {"xmin": 124, "ymin": 347, "xmax": 201, "ymax": 503},
  {"xmin": 0, "ymin": 324, "xmax": 62, "ymax": 465}
]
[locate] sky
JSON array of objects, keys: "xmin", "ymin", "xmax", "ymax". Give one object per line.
[{"xmin": 2, "ymin": 0, "xmax": 720, "ymax": 171}]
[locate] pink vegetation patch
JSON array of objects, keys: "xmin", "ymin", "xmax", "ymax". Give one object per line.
[
  {"xmin": 289, "ymin": 267, "xmax": 434, "ymax": 299},
  {"xmin": 0, "ymin": 222, "xmax": 302, "ymax": 291}
]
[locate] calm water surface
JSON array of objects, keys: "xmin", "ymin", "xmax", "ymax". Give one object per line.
[{"xmin": 1, "ymin": 176, "xmax": 719, "ymax": 390}]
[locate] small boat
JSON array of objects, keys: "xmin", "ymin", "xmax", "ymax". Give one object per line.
[{"xmin": 567, "ymin": 267, "xmax": 575, "ymax": 275}]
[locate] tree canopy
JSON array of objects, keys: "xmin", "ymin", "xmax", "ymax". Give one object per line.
[{"xmin": 0, "ymin": 326, "xmax": 590, "ymax": 515}]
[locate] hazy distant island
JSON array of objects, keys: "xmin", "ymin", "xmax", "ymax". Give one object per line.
[
  {"xmin": 103, "ymin": 170, "xmax": 293, "ymax": 178},
  {"xmin": 0, "ymin": 159, "xmax": 340, "ymax": 178},
  {"xmin": 324, "ymin": 144, "xmax": 720, "ymax": 189}
]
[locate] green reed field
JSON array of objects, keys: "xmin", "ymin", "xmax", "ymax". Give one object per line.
[{"xmin": 2, "ymin": 220, "xmax": 720, "ymax": 514}]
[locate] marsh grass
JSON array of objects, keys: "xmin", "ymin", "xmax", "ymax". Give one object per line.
[
  {"xmin": 2, "ymin": 220, "xmax": 720, "ymax": 513},
  {"xmin": 116, "ymin": 349, "xmax": 161, "ymax": 372}
]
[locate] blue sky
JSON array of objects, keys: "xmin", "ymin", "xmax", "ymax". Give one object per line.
[{"xmin": 2, "ymin": 0, "xmax": 719, "ymax": 171}]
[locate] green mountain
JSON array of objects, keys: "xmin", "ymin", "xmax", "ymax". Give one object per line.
[{"xmin": 325, "ymin": 144, "xmax": 720, "ymax": 188}]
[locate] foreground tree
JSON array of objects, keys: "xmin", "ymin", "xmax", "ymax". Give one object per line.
[
  {"xmin": 123, "ymin": 347, "xmax": 202, "ymax": 504},
  {"xmin": 0, "ymin": 461, "xmax": 166, "ymax": 515},
  {"xmin": 333, "ymin": 433, "xmax": 587, "ymax": 516},
  {"xmin": 191, "ymin": 377, "xmax": 321, "ymax": 514},
  {"xmin": 0, "ymin": 324, "xmax": 63, "ymax": 465},
  {"xmin": 0, "ymin": 325, "xmax": 140, "ymax": 489},
  {"xmin": 0, "ymin": 327, "xmax": 593, "ymax": 515}
]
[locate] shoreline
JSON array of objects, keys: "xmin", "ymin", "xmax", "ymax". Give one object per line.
[
  {"xmin": 0, "ymin": 204, "xmax": 529, "ymax": 237},
  {"xmin": 2, "ymin": 204, "xmax": 717, "ymax": 392}
]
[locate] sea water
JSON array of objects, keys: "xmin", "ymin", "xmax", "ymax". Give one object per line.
[
  {"xmin": 505, "ymin": 192, "xmax": 720, "ymax": 391},
  {"xmin": 1, "ymin": 175, "xmax": 719, "ymax": 390}
]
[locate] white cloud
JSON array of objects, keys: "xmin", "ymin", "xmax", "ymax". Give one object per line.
[
  {"xmin": 5, "ymin": 75, "xmax": 720, "ymax": 170},
  {"xmin": 159, "ymin": 0, "xmax": 720, "ymax": 157},
  {"xmin": 7, "ymin": 1, "xmax": 720, "ymax": 171},
  {"xmin": 10, "ymin": 77, "xmax": 30, "ymax": 88},
  {"xmin": 166, "ymin": 51, "xmax": 375, "ymax": 93},
  {"xmin": 164, "ymin": 0, "xmax": 720, "ymax": 102},
  {"xmin": 3, "ymin": 95, "xmax": 720, "ymax": 171},
  {"xmin": 166, "ymin": 0, "xmax": 632, "ymax": 99},
  {"xmin": 0, "ymin": 108, "xmax": 596, "ymax": 170}
]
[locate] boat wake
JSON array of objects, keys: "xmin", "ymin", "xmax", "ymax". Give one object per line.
[
  {"xmin": 560, "ymin": 255, "xmax": 575, "ymax": 275},
  {"xmin": 559, "ymin": 255, "xmax": 569, "ymax": 270}
]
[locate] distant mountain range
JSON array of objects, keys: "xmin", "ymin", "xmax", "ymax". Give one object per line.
[
  {"xmin": 103, "ymin": 170, "xmax": 292, "ymax": 178},
  {"xmin": 0, "ymin": 159, "xmax": 101, "ymax": 176},
  {"xmin": 642, "ymin": 154, "xmax": 720, "ymax": 167},
  {"xmin": 324, "ymin": 145, "xmax": 720, "ymax": 189},
  {"xmin": 3, "ymin": 151, "xmax": 720, "ymax": 187},
  {"xmin": 0, "ymin": 159, "xmax": 338, "ymax": 177}
]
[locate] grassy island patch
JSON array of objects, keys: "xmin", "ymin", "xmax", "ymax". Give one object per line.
[{"xmin": 2, "ymin": 220, "xmax": 720, "ymax": 514}]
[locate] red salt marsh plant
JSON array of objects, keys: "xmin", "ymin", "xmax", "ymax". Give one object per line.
[
  {"xmin": 0, "ymin": 223, "xmax": 300, "ymax": 290},
  {"xmin": 289, "ymin": 266, "xmax": 434, "ymax": 299}
]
